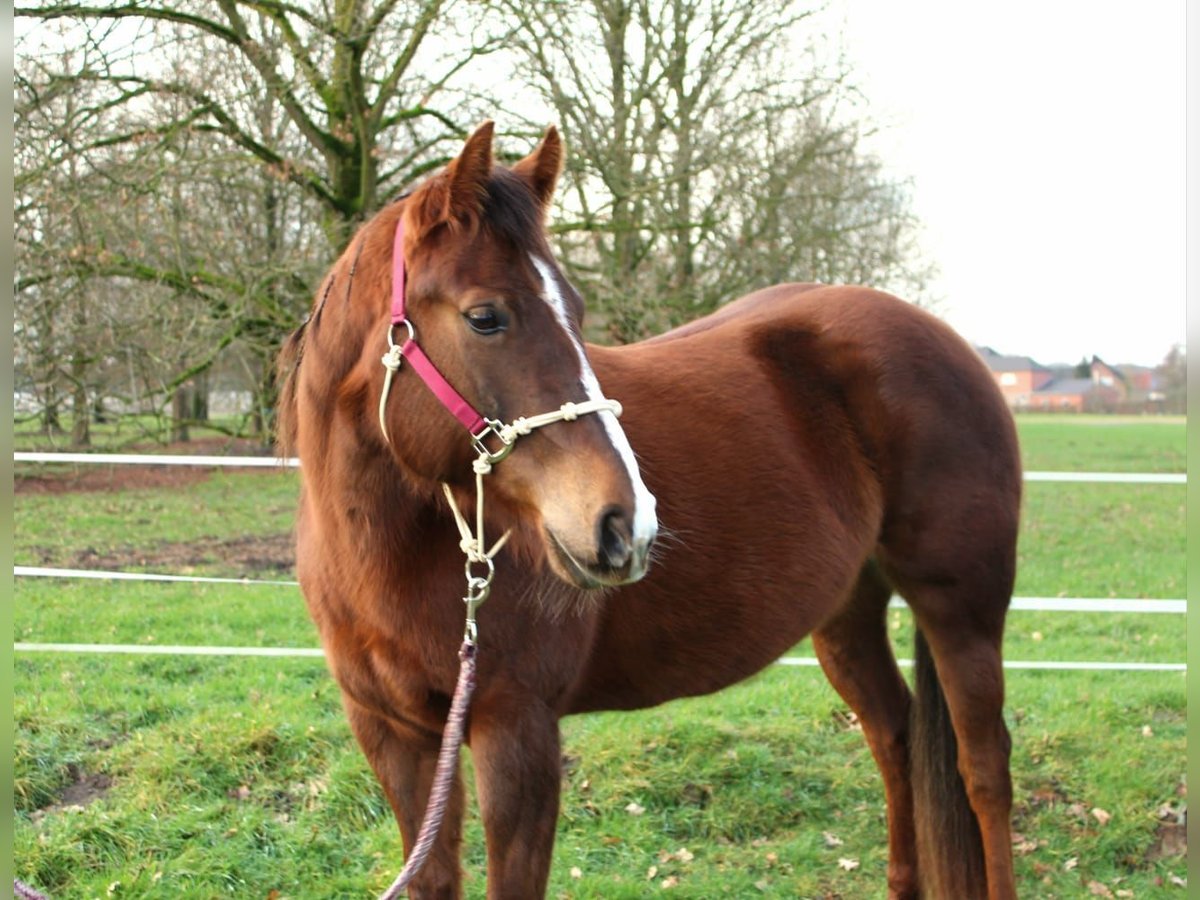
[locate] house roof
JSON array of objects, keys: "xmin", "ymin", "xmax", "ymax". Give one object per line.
[
  {"xmin": 1035, "ymin": 378, "xmax": 1103, "ymax": 396},
  {"xmin": 981, "ymin": 354, "xmax": 1050, "ymax": 373}
]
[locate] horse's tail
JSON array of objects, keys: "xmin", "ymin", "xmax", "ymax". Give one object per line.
[{"xmin": 911, "ymin": 628, "xmax": 986, "ymax": 897}]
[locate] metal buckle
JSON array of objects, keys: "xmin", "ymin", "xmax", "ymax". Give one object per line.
[{"xmin": 471, "ymin": 418, "xmax": 516, "ymax": 464}]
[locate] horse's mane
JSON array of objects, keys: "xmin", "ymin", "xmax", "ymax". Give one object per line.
[
  {"xmin": 409, "ymin": 165, "xmax": 551, "ymax": 257},
  {"xmin": 274, "ymin": 318, "xmax": 307, "ymax": 460},
  {"xmin": 274, "ymin": 268, "xmax": 335, "ymax": 460}
]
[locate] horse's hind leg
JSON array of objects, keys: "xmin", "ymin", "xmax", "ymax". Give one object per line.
[
  {"xmin": 344, "ymin": 700, "xmax": 464, "ymax": 900},
  {"xmin": 908, "ymin": 597, "xmax": 1015, "ymax": 900},
  {"xmin": 812, "ymin": 560, "xmax": 918, "ymax": 900}
]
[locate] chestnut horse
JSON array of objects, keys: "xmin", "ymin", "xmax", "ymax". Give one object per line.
[{"xmin": 277, "ymin": 122, "xmax": 1021, "ymax": 899}]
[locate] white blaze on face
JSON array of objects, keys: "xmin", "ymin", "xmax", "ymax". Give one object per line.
[{"xmin": 530, "ymin": 254, "xmax": 659, "ymax": 564}]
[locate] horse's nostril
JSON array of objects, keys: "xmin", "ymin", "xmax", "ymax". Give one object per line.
[{"xmin": 598, "ymin": 507, "xmax": 633, "ymax": 571}]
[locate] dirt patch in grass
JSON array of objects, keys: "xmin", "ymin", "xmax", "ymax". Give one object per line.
[
  {"xmin": 16, "ymin": 465, "xmax": 216, "ymax": 495},
  {"xmin": 65, "ymin": 533, "xmax": 296, "ymax": 578},
  {"xmin": 1147, "ymin": 799, "xmax": 1187, "ymax": 861},
  {"xmin": 1147, "ymin": 820, "xmax": 1187, "ymax": 860},
  {"xmin": 31, "ymin": 764, "xmax": 114, "ymax": 821},
  {"xmin": 15, "ymin": 437, "xmax": 278, "ymax": 496},
  {"xmin": 59, "ymin": 769, "xmax": 113, "ymax": 808}
]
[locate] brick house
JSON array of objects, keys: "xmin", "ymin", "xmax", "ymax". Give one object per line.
[
  {"xmin": 978, "ymin": 348, "xmax": 1128, "ymax": 412},
  {"xmin": 976, "ymin": 348, "xmax": 1053, "ymax": 407}
]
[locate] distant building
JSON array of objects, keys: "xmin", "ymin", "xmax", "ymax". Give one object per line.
[
  {"xmin": 977, "ymin": 348, "xmax": 1128, "ymax": 412},
  {"xmin": 976, "ymin": 347, "xmax": 1053, "ymax": 406}
]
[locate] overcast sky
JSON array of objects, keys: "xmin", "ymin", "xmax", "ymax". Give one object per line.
[{"xmin": 825, "ymin": 1, "xmax": 1185, "ymax": 367}]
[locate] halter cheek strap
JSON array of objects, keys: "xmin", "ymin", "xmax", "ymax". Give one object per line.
[{"xmin": 380, "ymin": 219, "xmax": 487, "ymax": 438}]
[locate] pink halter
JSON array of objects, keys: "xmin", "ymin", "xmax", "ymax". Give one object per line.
[{"xmin": 384, "ymin": 218, "xmax": 487, "ymax": 436}]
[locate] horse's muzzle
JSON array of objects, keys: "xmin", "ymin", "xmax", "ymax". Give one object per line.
[{"xmin": 547, "ymin": 504, "xmax": 655, "ymax": 589}]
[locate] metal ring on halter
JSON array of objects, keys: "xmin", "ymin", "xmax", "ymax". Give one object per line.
[
  {"xmin": 387, "ymin": 318, "xmax": 416, "ymax": 351},
  {"xmin": 464, "ymin": 555, "xmax": 495, "ymax": 591}
]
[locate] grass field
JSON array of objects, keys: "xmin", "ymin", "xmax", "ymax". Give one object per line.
[{"xmin": 12, "ymin": 414, "xmax": 1186, "ymax": 898}]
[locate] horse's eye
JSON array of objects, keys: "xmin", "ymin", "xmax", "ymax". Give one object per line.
[{"xmin": 464, "ymin": 306, "xmax": 507, "ymax": 336}]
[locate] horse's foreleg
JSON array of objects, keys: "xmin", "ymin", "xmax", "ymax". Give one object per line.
[
  {"xmin": 812, "ymin": 562, "xmax": 918, "ymax": 900},
  {"xmin": 468, "ymin": 699, "xmax": 562, "ymax": 900},
  {"xmin": 344, "ymin": 699, "xmax": 465, "ymax": 900}
]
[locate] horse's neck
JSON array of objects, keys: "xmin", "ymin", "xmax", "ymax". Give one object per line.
[{"xmin": 312, "ymin": 417, "xmax": 453, "ymax": 575}]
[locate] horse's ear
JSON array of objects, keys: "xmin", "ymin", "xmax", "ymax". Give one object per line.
[
  {"xmin": 406, "ymin": 121, "xmax": 494, "ymax": 239},
  {"xmin": 445, "ymin": 120, "xmax": 495, "ymax": 219},
  {"xmin": 511, "ymin": 125, "xmax": 563, "ymax": 210}
]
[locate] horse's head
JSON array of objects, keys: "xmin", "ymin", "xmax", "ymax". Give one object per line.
[{"xmin": 379, "ymin": 122, "xmax": 657, "ymax": 588}]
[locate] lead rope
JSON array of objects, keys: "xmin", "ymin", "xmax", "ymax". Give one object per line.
[
  {"xmin": 377, "ymin": 638, "xmax": 476, "ymax": 900},
  {"xmin": 377, "ymin": 395, "xmax": 620, "ymax": 899}
]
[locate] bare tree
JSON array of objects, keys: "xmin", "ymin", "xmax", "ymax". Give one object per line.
[
  {"xmin": 498, "ymin": 0, "xmax": 932, "ymax": 341},
  {"xmin": 17, "ymin": 0, "xmax": 506, "ymax": 249},
  {"xmin": 15, "ymin": 0, "xmax": 933, "ymax": 443},
  {"xmin": 1156, "ymin": 345, "xmax": 1186, "ymax": 413},
  {"xmin": 16, "ymin": 1, "xmax": 507, "ymax": 441}
]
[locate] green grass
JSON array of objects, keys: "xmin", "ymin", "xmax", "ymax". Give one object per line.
[
  {"xmin": 1018, "ymin": 482, "xmax": 1185, "ymax": 600},
  {"xmin": 12, "ymin": 415, "xmax": 1187, "ymax": 897},
  {"xmin": 14, "ymin": 580, "xmax": 312, "ymax": 648},
  {"xmin": 12, "ymin": 660, "xmax": 1185, "ymax": 898},
  {"xmin": 1015, "ymin": 414, "xmax": 1186, "ymax": 473}
]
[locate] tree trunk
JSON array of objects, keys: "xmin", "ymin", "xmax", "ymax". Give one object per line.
[
  {"xmin": 71, "ymin": 373, "xmax": 90, "ymax": 446},
  {"xmin": 38, "ymin": 301, "xmax": 63, "ymax": 435},
  {"xmin": 42, "ymin": 390, "xmax": 62, "ymax": 435},
  {"xmin": 191, "ymin": 368, "xmax": 209, "ymax": 422},
  {"xmin": 172, "ymin": 384, "xmax": 191, "ymax": 443},
  {"xmin": 250, "ymin": 354, "xmax": 276, "ymax": 445},
  {"xmin": 70, "ymin": 300, "xmax": 90, "ymax": 446}
]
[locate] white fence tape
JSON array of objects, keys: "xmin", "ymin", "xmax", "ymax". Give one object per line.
[
  {"xmin": 13, "ymin": 452, "xmax": 1188, "ymax": 484},
  {"xmin": 11, "ymin": 642, "xmax": 1183, "ymax": 672},
  {"xmin": 15, "ymin": 565, "xmax": 299, "ymax": 587},
  {"xmin": 14, "ymin": 642, "xmax": 324, "ymax": 658},
  {"xmin": 1002, "ymin": 597, "xmax": 1185, "ymax": 614},
  {"xmin": 775, "ymin": 657, "xmax": 1185, "ymax": 672},
  {"xmin": 13, "ymin": 565, "xmax": 1187, "ymax": 615},
  {"xmin": 15, "ymin": 451, "xmax": 297, "ymax": 468},
  {"xmin": 1023, "ymin": 471, "xmax": 1185, "ymax": 484}
]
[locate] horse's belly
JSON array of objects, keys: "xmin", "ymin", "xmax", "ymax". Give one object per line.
[{"xmin": 567, "ymin": 519, "xmax": 871, "ymax": 713}]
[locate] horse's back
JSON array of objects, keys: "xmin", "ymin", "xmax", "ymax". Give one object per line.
[
  {"xmin": 667, "ymin": 281, "xmax": 1020, "ymax": 573},
  {"xmin": 606, "ymin": 282, "xmax": 1020, "ymax": 504}
]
